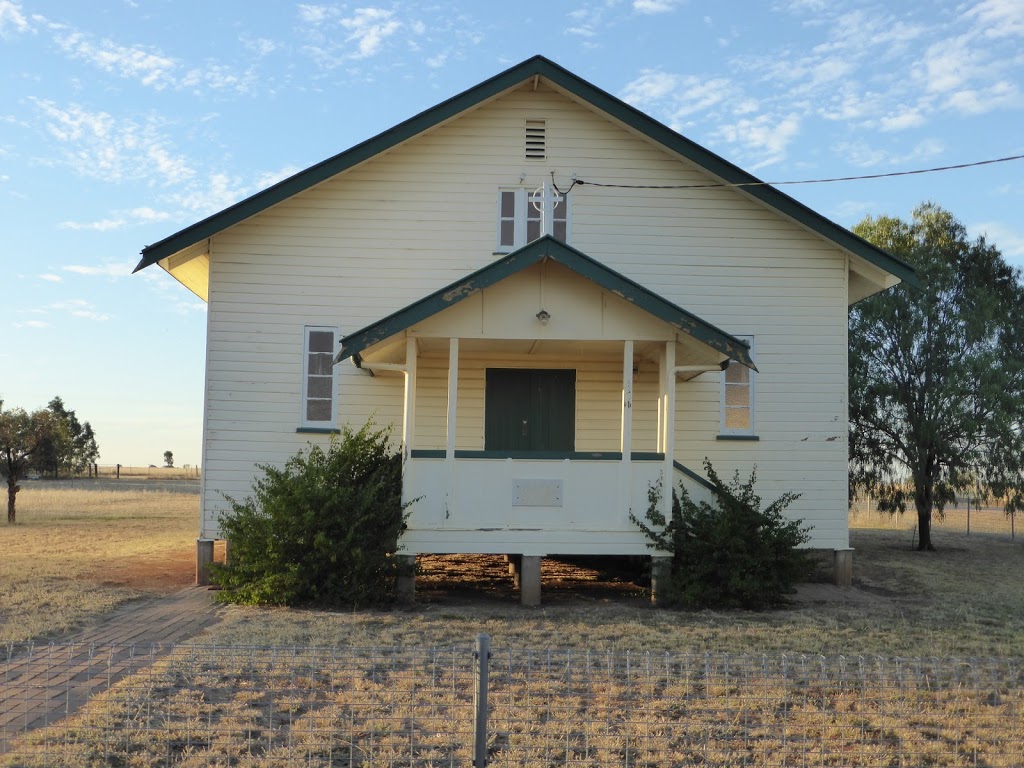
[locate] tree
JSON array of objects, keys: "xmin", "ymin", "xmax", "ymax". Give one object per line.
[
  {"xmin": 32, "ymin": 397, "xmax": 99, "ymax": 477},
  {"xmin": 850, "ymin": 203, "xmax": 1024, "ymax": 551},
  {"xmin": 0, "ymin": 402, "xmax": 59, "ymax": 523},
  {"xmin": 164, "ymin": 451, "xmax": 174, "ymax": 468}
]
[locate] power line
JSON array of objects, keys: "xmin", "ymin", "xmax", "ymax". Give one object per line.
[{"xmin": 570, "ymin": 153, "xmax": 1024, "ymax": 191}]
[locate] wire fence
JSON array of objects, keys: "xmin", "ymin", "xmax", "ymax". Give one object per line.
[
  {"xmin": 3, "ymin": 640, "xmax": 1023, "ymax": 766},
  {"xmin": 850, "ymin": 495, "xmax": 1018, "ymax": 540}
]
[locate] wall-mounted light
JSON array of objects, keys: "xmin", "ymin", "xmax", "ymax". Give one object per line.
[{"xmin": 536, "ymin": 309, "xmax": 551, "ymax": 325}]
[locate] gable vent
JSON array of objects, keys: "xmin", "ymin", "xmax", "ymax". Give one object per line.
[{"xmin": 525, "ymin": 119, "xmax": 546, "ymax": 160}]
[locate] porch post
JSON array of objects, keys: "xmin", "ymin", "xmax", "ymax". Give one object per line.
[
  {"xmin": 402, "ymin": 337, "xmax": 418, "ymax": 462},
  {"xmin": 446, "ymin": 338, "xmax": 459, "ymax": 460},
  {"xmin": 446, "ymin": 338, "xmax": 459, "ymax": 514},
  {"xmin": 661, "ymin": 341, "xmax": 676, "ymax": 519},
  {"xmin": 620, "ymin": 340, "xmax": 634, "ymax": 520}
]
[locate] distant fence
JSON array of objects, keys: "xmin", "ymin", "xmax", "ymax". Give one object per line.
[
  {"xmin": 3, "ymin": 639, "xmax": 1023, "ymax": 766},
  {"xmin": 72, "ymin": 464, "xmax": 201, "ymax": 480},
  {"xmin": 850, "ymin": 495, "xmax": 1018, "ymax": 540}
]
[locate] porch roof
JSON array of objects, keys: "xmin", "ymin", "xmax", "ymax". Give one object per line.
[{"xmin": 336, "ymin": 237, "xmax": 754, "ymax": 369}]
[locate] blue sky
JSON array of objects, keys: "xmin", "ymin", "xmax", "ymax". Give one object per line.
[{"xmin": 2, "ymin": 0, "xmax": 1022, "ymax": 468}]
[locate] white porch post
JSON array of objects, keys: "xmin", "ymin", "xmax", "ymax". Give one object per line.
[
  {"xmin": 445, "ymin": 338, "xmax": 459, "ymax": 515},
  {"xmin": 402, "ymin": 337, "xmax": 418, "ymax": 463},
  {"xmin": 661, "ymin": 341, "xmax": 676, "ymax": 519},
  {"xmin": 620, "ymin": 340, "xmax": 634, "ymax": 520}
]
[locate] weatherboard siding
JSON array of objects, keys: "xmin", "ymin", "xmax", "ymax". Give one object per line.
[{"xmin": 198, "ymin": 83, "xmax": 849, "ymax": 548}]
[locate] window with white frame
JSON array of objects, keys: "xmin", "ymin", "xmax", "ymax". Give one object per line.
[
  {"xmin": 496, "ymin": 182, "xmax": 570, "ymax": 252},
  {"xmin": 720, "ymin": 335, "xmax": 755, "ymax": 436},
  {"xmin": 301, "ymin": 325, "xmax": 339, "ymax": 428}
]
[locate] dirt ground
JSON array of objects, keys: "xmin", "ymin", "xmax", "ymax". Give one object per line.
[
  {"xmin": 83, "ymin": 548, "xmax": 870, "ymax": 606},
  {"xmin": 86, "ymin": 548, "xmax": 197, "ymax": 593}
]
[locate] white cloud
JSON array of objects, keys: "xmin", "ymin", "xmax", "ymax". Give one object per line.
[
  {"xmin": 834, "ymin": 138, "xmax": 945, "ymax": 169},
  {"xmin": 880, "ymin": 107, "xmax": 926, "ymax": 132},
  {"xmin": 919, "ymin": 36, "xmax": 978, "ymax": 94},
  {"xmin": 38, "ymin": 274, "xmax": 62, "ymax": 283},
  {"xmin": 47, "ymin": 299, "xmax": 111, "ymax": 322},
  {"xmin": 63, "ymin": 263, "xmax": 134, "ymax": 278},
  {"xmin": 31, "ymin": 99, "xmax": 194, "ymax": 185},
  {"xmin": 0, "ymin": 0, "xmax": 29, "ymax": 35},
  {"xmin": 633, "ymin": 0, "xmax": 683, "ymax": 14},
  {"xmin": 14, "ymin": 320, "xmax": 49, "ymax": 329},
  {"xmin": 297, "ymin": 4, "xmax": 329, "ymax": 24},
  {"xmin": 127, "ymin": 207, "xmax": 172, "ymax": 223},
  {"xmin": 59, "ymin": 218, "xmax": 126, "ymax": 231},
  {"xmin": 54, "ymin": 30, "xmax": 177, "ymax": 89},
  {"xmin": 714, "ymin": 113, "xmax": 801, "ymax": 168},
  {"xmin": 971, "ymin": 221, "xmax": 1024, "ymax": 260},
  {"xmin": 621, "ymin": 70, "xmax": 739, "ymax": 128},
  {"xmin": 340, "ymin": 8, "xmax": 400, "ymax": 58},
  {"xmin": 944, "ymin": 81, "xmax": 1020, "ymax": 114},
  {"xmin": 964, "ymin": 0, "xmax": 1024, "ymax": 39}
]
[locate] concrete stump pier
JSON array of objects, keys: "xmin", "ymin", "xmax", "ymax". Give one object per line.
[
  {"xmin": 196, "ymin": 539, "xmax": 214, "ymax": 586},
  {"xmin": 519, "ymin": 556, "xmax": 541, "ymax": 606}
]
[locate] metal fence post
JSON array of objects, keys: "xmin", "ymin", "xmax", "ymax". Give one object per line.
[{"xmin": 473, "ymin": 633, "xmax": 491, "ymax": 768}]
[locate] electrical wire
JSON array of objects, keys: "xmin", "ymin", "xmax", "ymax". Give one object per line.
[{"xmin": 563, "ymin": 153, "xmax": 1024, "ymax": 191}]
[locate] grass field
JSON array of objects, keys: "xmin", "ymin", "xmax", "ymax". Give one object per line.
[
  {"xmin": 4, "ymin": 489, "xmax": 1024, "ymax": 766},
  {"xmin": 3, "ymin": 487, "xmax": 1024, "ymax": 657},
  {"xmin": 0, "ymin": 487, "xmax": 196, "ymax": 644}
]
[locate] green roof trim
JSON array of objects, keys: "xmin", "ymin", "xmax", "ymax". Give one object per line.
[
  {"xmin": 336, "ymin": 236, "xmax": 754, "ymax": 367},
  {"xmin": 134, "ymin": 54, "xmax": 918, "ymax": 289}
]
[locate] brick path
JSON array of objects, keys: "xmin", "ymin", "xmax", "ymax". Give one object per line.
[{"xmin": 0, "ymin": 586, "xmax": 223, "ymax": 755}]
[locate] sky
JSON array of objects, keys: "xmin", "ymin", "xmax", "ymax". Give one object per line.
[{"xmin": 2, "ymin": 0, "xmax": 1022, "ymax": 469}]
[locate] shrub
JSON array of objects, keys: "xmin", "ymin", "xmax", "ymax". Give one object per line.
[
  {"xmin": 631, "ymin": 459, "xmax": 811, "ymax": 609},
  {"xmin": 210, "ymin": 421, "xmax": 412, "ymax": 607}
]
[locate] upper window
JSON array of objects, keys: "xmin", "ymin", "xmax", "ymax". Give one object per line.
[
  {"xmin": 496, "ymin": 182, "xmax": 570, "ymax": 252},
  {"xmin": 720, "ymin": 336, "xmax": 755, "ymax": 436},
  {"xmin": 302, "ymin": 326, "xmax": 339, "ymax": 428}
]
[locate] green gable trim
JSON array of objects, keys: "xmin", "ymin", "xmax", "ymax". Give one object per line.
[
  {"xmin": 135, "ymin": 55, "xmax": 917, "ymax": 289},
  {"xmin": 337, "ymin": 237, "xmax": 754, "ymax": 368}
]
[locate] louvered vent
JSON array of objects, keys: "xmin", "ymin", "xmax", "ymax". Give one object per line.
[{"xmin": 525, "ymin": 119, "xmax": 546, "ymax": 160}]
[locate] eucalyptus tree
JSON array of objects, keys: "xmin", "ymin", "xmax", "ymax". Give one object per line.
[
  {"xmin": 849, "ymin": 203, "xmax": 1024, "ymax": 551},
  {"xmin": 0, "ymin": 402, "xmax": 58, "ymax": 523}
]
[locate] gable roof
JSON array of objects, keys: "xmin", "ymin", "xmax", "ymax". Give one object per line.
[
  {"xmin": 336, "ymin": 236, "xmax": 755, "ymax": 369},
  {"xmin": 134, "ymin": 55, "xmax": 919, "ymax": 289}
]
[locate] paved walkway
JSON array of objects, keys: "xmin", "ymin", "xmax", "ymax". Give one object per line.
[{"xmin": 0, "ymin": 586, "xmax": 223, "ymax": 755}]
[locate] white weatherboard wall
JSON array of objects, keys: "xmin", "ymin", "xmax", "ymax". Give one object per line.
[{"xmin": 198, "ymin": 81, "xmax": 849, "ymax": 549}]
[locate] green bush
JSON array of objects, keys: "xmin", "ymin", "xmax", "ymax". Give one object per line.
[
  {"xmin": 210, "ymin": 422, "xmax": 412, "ymax": 607},
  {"xmin": 631, "ymin": 460, "xmax": 811, "ymax": 609}
]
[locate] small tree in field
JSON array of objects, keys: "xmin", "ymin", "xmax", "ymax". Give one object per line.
[
  {"xmin": 163, "ymin": 451, "xmax": 174, "ymax": 468},
  {"xmin": 211, "ymin": 422, "xmax": 411, "ymax": 607},
  {"xmin": 0, "ymin": 402, "xmax": 58, "ymax": 523},
  {"xmin": 631, "ymin": 460, "xmax": 810, "ymax": 609}
]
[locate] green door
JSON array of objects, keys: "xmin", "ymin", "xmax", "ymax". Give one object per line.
[{"xmin": 485, "ymin": 369, "xmax": 576, "ymax": 452}]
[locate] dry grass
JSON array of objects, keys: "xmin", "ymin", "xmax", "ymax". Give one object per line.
[
  {"xmin": 0, "ymin": 487, "xmax": 196, "ymax": 643},
  {"xmin": 4, "ymin": 491, "xmax": 1024, "ymax": 765},
  {"xmin": 191, "ymin": 526, "xmax": 1024, "ymax": 659}
]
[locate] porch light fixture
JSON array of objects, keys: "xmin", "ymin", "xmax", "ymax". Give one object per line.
[{"xmin": 536, "ymin": 309, "xmax": 551, "ymax": 325}]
